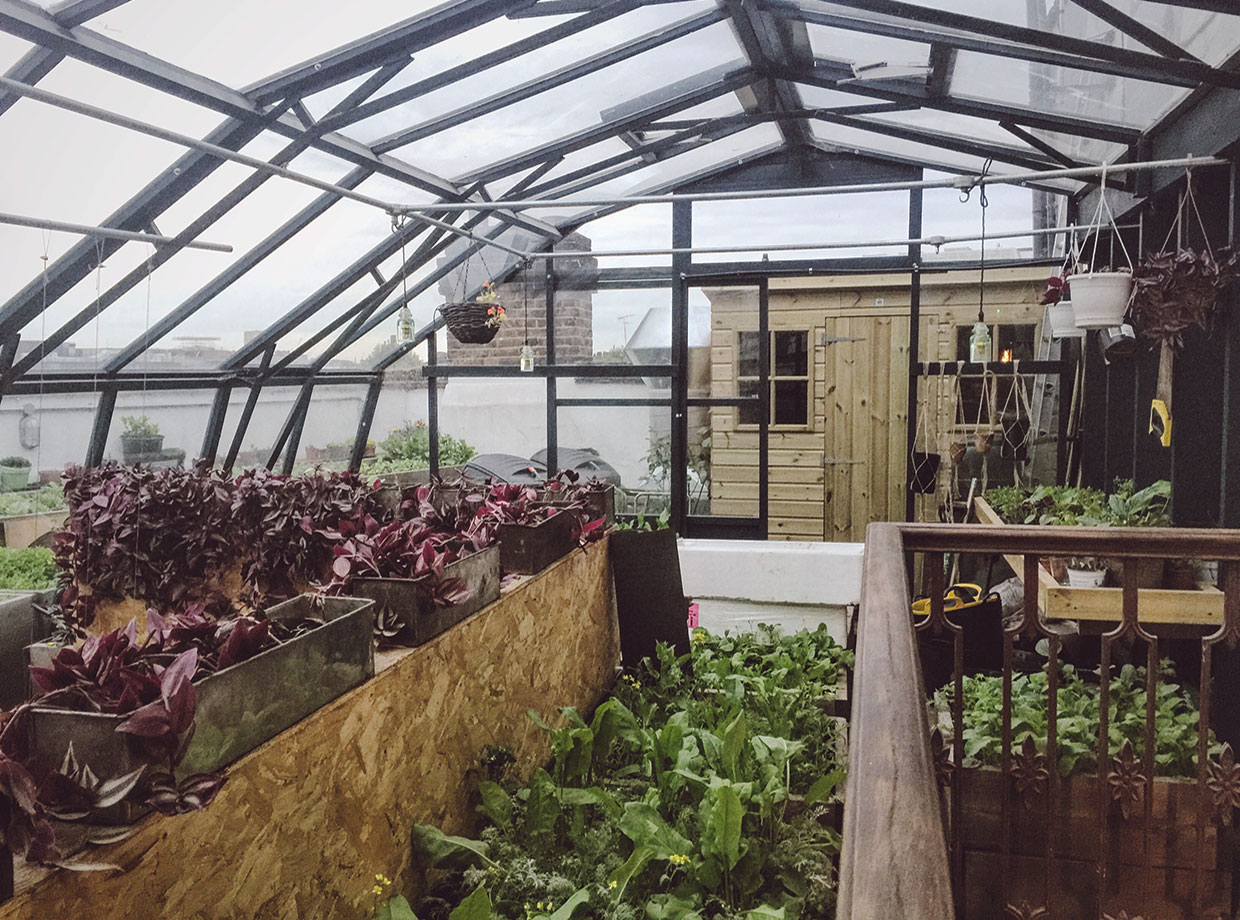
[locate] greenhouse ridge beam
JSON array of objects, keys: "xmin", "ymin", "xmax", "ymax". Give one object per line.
[
  {"xmin": 1067, "ymin": 0, "xmax": 1199, "ymax": 61},
  {"xmin": 0, "ymin": 212, "xmax": 232, "ymax": 252},
  {"xmin": 391, "ymin": 156, "xmax": 1227, "ymax": 211}
]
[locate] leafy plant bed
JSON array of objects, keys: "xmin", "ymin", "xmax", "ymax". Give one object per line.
[
  {"xmin": 937, "ymin": 664, "xmax": 1229, "ymax": 920},
  {"xmin": 25, "ymin": 594, "xmax": 374, "ymax": 826},
  {"xmin": 396, "ymin": 625, "xmax": 854, "ymax": 920},
  {"xmin": 973, "ymin": 495, "xmax": 1222, "ymax": 626},
  {"xmin": 354, "ymin": 544, "xmax": 500, "ymax": 647}
]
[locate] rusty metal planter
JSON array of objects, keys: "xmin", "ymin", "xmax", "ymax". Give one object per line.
[
  {"xmin": 352, "ymin": 544, "xmax": 500, "ymax": 646},
  {"xmin": 538, "ymin": 485, "xmax": 614, "ymax": 528},
  {"xmin": 0, "ymin": 588, "xmax": 56, "ymax": 708},
  {"xmin": 26, "ymin": 594, "xmax": 374, "ymax": 824},
  {"xmin": 498, "ymin": 510, "xmax": 579, "ymax": 575}
]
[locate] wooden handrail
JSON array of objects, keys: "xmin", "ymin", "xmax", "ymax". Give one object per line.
[
  {"xmin": 838, "ymin": 522, "xmax": 955, "ymax": 920},
  {"xmin": 899, "ymin": 522, "xmax": 1240, "ymax": 559}
]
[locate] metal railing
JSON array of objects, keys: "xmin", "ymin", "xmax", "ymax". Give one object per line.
[{"xmin": 843, "ymin": 522, "xmax": 1240, "ymax": 920}]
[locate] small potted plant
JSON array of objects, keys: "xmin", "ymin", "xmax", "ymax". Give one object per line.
[
  {"xmin": 120, "ymin": 415, "xmax": 163, "ymax": 463},
  {"xmin": 1065, "ymin": 555, "xmax": 1107, "ymax": 588},
  {"xmin": 1065, "ymin": 262, "xmax": 1132, "ymax": 329},
  {"xmin": 0, "ymin": 456, "xmax": 31, "ymax": 492},
  {"xmin": 1040, "ymin": 273, "xmax": 1084, "ymax": 339}
]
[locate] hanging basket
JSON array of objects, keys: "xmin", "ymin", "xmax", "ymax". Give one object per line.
[
  {"xmin": 1065, "ymin": 272, "xmax": 1132, "ymax": 329},
  {"xmin": 438, "ymin": 301, "xmax": 504, "ymax": 345},
  {"xmin": 1045, "ymin": 300, "xmax": 1085, "ymax": 339}
]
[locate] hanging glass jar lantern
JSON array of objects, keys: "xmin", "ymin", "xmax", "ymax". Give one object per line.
[
  {"xmin": 519, "ymin": 343, "xmax": 535, "ymax": 373},
  {"xmin": 396, "ymin": 305, "xmax": 414, "ymax": 343}
]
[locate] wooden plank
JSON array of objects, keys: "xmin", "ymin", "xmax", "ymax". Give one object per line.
[
  {"xmin": 769, "ymin": 518, "xmax": 825, "ymax": 537},
  {"xmin": 871, "ymin": 316, "xmax": 891, "ymax": 530},
  {"xmin": 716, "ymin": 482, "xmax": 825, "ymax": 501},
  {"xmin": 889, "ymin": 316, "xmax": 910, "ymax": 523},
  {"xmin": 714, "ymin": 464, "xmax": 823, "ymax": 484},
  {"xmin": 850, "ymin": 316, "xmax": 871, "ymax": 544},
  {"xmin": 714, "ymin": 448, "xmax": 825, "ymax": 467},
  {"xmin": 768, "ymin": 500, "xmax": 826, "ymax": 519},
  {"xmin": 973, "ymin": 496, "xmax": 1224, "ymax": 625}
]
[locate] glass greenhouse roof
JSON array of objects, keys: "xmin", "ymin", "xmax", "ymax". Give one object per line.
[{"xmin": 0, "ymin": 0, "xmax": 1238, "ymax": 380}]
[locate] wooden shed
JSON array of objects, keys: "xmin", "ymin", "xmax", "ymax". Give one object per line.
[{"xmin": 704, "ymin": 265, "xmax": 1050, "ymax": 542}]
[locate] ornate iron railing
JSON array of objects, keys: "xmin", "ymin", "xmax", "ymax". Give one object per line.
[{"xmin": 842, "ymin": 522, "xmax": 1240, "ymax": 920}]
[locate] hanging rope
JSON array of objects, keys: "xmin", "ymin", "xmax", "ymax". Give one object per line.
[{"xmin": 977, "ymin": 157, "xmax": 992, "ymax": 325}]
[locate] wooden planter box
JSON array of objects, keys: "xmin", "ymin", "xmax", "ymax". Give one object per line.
[
  {"xmin": 0, "ymin": 510, "xmax": 67, "ymax": 549},
  {"xmin": 0, "ymin": 588, "xmax": 56, "ymax": 709},
  {"xmin": 26, "ymin": 594, "xmax": 375, "ymax": 824},
  {"xmin": 351, "ymin": 545, "xmax": 500, "ymax": 646},
  {"xmin": 498, "ymin": 511, "xmax": 579, "ymax": 575},
  {"xmin": 973, "ymin": 496, "xmax": 1223, "ymax": 626},
  {"xmin": 957, "ymin": 765, "xmax": 1229, "ymax": 920}
]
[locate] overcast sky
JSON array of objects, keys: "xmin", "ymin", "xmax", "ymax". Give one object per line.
[{"xmin": 0, "ymin": 0, "xmax": 1223, "ymax": 365}]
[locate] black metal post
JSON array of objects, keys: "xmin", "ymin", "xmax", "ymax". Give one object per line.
[
  {"xmin": 267, "ymin": 383, "xmax": 311, "ymax": 472},
  {"xmin": 1222, "ymin": 154, "xmax": 1240, "ymax": 527},
  {"xmin": 0, "ymin": 335, "xmax": 17, "ymax": 409},
  {"xmin": 350, "ymin": 376, "xmax": 383, "ymax": 472},
  {"xmin": 280, "ymin": 385, "xmax": 312, "ymax": 475},
  {"xmin": 223, "ymin": 345, "xmax": 274, "ymax": 471},
  {"xmin": 200, "ymin": 385, "xmax": 232, "ymax": 464},
  {"xmin": 427, "ymin": 329, "xmax": 439, "ymax": 476},
  {"xmin": 85, "ymin": 386, "xmax": 117, "ymax": 467},
  {"xmin": 904, "ymin": 185, "xmax": 923, "ymax": 522},
  {"xmin": 545, "ymin": 260, "xmax": 558, "ymax": 476},
  {"xmin": 670, "ymin": 199, "xmax": 692, "ymax": 533}
]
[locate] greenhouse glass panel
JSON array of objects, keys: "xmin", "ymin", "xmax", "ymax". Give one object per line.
[
  {"xmin": 556, "ymin": 406, "xmax": 671, "ymax": 515},
  {"xmin": 806, "ymin": 21, "xmax": 931, "ymax": 70}
]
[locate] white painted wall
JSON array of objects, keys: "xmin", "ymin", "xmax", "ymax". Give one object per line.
[{"xmin": 678, "ymin": 538, "xmax": 864, "ymax": 606}]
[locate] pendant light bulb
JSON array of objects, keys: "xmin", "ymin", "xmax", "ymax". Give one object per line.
[
  {"xmin": 396, "ymin": 306, "xmax": 414, "ymax": 343},
  {"xmin": 519, "ymin": 342, "xmax": 535, "ymax": 373},
  {"xmin": 969, "ymin": 321, "xmax": 991, "ymax": 364}
]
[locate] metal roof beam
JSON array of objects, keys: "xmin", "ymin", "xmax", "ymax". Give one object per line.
[
  {"xmin": 999, "ymin": 121, "xmax": 1083, "ymax": 169},
  {"xmin": 242, "ymin": 0, "xmax": 534, "ymax": 105},
  {"xmin": 313, "ymin": 0, "xmax": 644, "ymax": 135},
  {"xmin": 719, "ymin": 0, "xmax": 812, "ymax": 149},
  {"xmin": 787, "ymin": 62, "xmax": 1139, "ymax": 144},
  {"xmin": 1068, "ymin": 0, "xmax": 1200, "ymax": 61},
  {"xmin": 48, "ymin": 0, "xmax": 132, "ymax": 28},
  {"xmin": 779, "ymin": 0, "xmax": 1240, "ymax": 89},
  {"xmin": 770, "ymin": 0, "xmax": 1223, "ymax": 91},
  {"xmin": 809, "ymin": 110, "xmax": 1066, "ymax": 172},
  {"xmin": 370, "ymin": 7, "xmax": 725, "ymax": 154},
  {"xmin": 457, "ymin": 63, "xmax": 755, "ymax": 184},
  {"xmin": 1145, "ymin": 0, "xmax": 1240, "ymax": 14}
]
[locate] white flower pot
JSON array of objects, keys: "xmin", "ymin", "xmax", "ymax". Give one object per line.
[
  {"xmin": 1066, "ymin": 272, "xmax": 1133, "ymax": 329},
  {"xmin": 1066, "ymin": 567, "xmax": 1107, "ymax": 588},
  {"xmin": 1046, "ymin": 300, "xmax": 1085, "ymax": 339}
]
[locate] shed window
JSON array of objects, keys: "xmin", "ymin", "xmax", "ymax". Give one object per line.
[{"xmin": 737, "ymin": 330, "xmax": 810, "ymax": 427}]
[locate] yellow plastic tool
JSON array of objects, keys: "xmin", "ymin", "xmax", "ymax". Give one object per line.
[
  {"xmin": 1149, "ymin": 399, "xmax": 1171, "ymax": 447},
  {"xmin": 912, "ymin": 582, "xmax": 984, "ymax": 617}
]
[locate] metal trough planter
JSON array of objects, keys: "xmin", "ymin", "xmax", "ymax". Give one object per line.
[
  {"xmin": 538, "ymin": 485, "xmax": 615, "ymax": 528},
  {"xmin": 498, "ymin": 510, "xmax": 579, "ymax": 575},
  {"xmin": 0, "ymin": 588, "xmax": 56, "ymax": 709},
  {"xmin": 352, "ymin": 544, "xmax": 500, "ymax": 646},
  {"xmin": 26, "ymin": 594, "xmax": 374, "ymax": 824}
]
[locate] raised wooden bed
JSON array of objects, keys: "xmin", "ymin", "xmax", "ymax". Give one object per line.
[
  {"xmin": 0, "ymin": 510, "xmax": 67, "ymax": 549},
  {"xmin": 352, "ymin": 544, "xmax": 500, "ymax": 646},
  {"xmin": 957, "ymin": 765, "xmax": 1229, "ymax": 920},
  {"xmin": 26, "ymin": 594, "xmax": 375, "ymax": 824},
  {"xmin": 973, "ymin": 496, "xmax": 1223, "ymax": 626}
]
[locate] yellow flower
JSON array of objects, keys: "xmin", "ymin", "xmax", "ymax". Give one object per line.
[
  {"xmin": 608, "ymin": 880, "xmax": 618, "ymax": 890},
  {"xmin": 372, "ymin": 885, "xmax": 383, "ymax": 895}
]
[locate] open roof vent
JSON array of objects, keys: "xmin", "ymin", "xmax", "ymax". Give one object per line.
[{"xmin": 844, "ymin": 60, "xmax": 932, "ymax": 83}]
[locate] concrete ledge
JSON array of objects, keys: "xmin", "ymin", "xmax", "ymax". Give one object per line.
[{"xmin": 678, "ymin": 538, "xmax": 864, "ymax": 606}]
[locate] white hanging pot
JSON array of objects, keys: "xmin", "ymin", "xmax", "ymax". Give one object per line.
[
  {"xmin": 1065, "ymin": 272, "xmax": 1133, "ymax": 329},
  {"xmin": 1065, "ymin": 566, "xmax": 1107, "ymax": 588},
  {"xmin": 1045, "ymin": 300, "xmax": 1085, "ymax": 339}
]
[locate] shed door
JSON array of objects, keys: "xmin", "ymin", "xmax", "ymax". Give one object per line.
[{"xmin": 823, "ymin": 313, "xmax": 910, "ymax": 543}]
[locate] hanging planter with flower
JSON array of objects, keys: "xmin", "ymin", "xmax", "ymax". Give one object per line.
[{"xmin": 439, "ymin": 281, "xmax": 507, "ymax": 345}]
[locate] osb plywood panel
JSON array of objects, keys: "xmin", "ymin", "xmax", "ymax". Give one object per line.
[{"xmin": 2, "ymin": 541, "xmax": 620, "ymax": 920}]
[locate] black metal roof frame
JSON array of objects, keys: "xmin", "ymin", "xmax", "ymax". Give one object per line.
[{"xmin": 0, "ymin": 0, "xmax": 1238, "ymax": 460}]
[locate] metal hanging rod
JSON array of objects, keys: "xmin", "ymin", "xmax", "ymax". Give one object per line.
[
  {"xmin": 0, "ymin": 75, "xmax": 528, "ymax": 260},
  {"xmin": 390, "ymin": 155, "xmax": 1227, "ymax": 213},
  {"xmin": 0, "ymin": 211, "xmax": 234, "ymax": 252},
  {"xmin": 525, "ymin": 220, "xmax": 1136, "ymax": 259}
]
